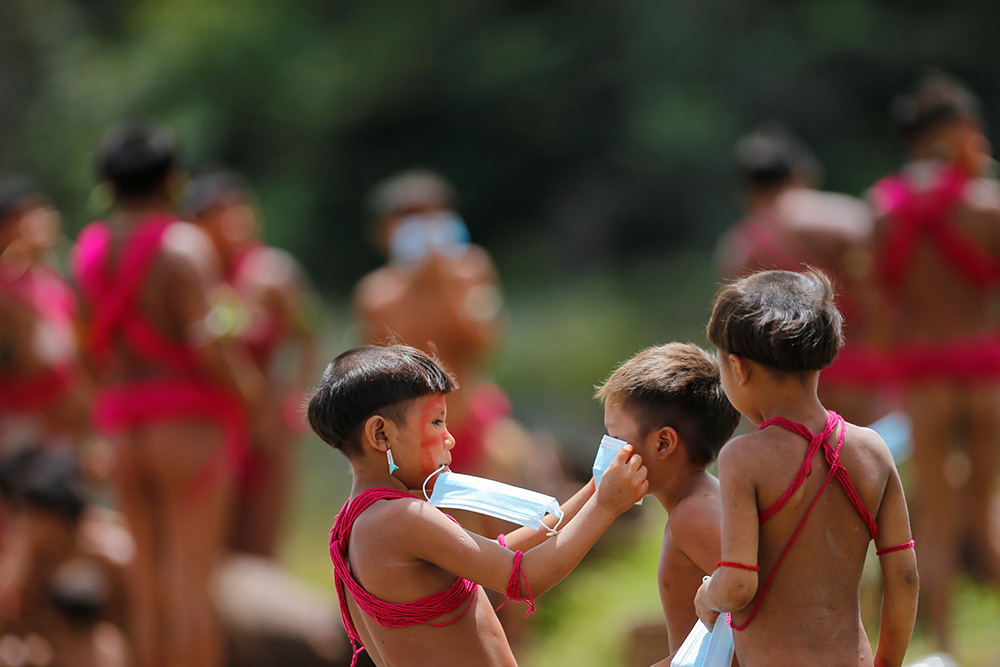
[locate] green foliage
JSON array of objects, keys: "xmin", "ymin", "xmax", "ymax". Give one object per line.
[{"xmin": 4, "ymin": 0, "xmax": 1000, "ymax": 298}]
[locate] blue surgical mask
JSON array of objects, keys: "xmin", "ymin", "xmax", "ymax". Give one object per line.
[
  {"xmin": 423, "ymin": 465, "xmax": 563, "ymax": 534},
  {"xmin": 592, "ymin": 435, "xmax": 643, "ymax": 504},
  {"xmin": 389, "ymin": 213, "xmax": 470, "ymax": 264}
]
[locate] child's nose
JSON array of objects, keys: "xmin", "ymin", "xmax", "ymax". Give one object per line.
[{"xmin": 444, "ymin": 429, "xmax": 456, "ymax": 450}]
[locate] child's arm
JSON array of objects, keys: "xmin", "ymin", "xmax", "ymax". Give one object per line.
[
  {"xmin": 872, "ymin": 464, "xmax": 918, "ymax": 667},
  {"xmin": 409, "ymin": 446, "xmax": 647, "ymax": 597},
  {"xmin": 694, "ymin": 440, "xmax": 759, "ymax": 626},
  {"xmin": 499, "ymin": 478, "xmax": 596, "ymax": 552}
]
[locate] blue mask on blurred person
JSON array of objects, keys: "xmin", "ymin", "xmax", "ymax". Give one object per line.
[{"xmin": 389, "ymin": 212, "xmax": 470, "ymax": 265}]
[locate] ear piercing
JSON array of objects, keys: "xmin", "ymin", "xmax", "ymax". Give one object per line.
[{"xmin": 387, "ymin": 448, "xmax": 399, "ymax": 474}]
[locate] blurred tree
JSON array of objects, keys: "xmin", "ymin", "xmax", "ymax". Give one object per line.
[{"xmin": 2, "ymin": 0, "xmax": 999, "ymax": 296}]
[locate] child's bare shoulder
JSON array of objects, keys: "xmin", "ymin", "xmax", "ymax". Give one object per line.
[
  {"xmin": 668, "ymin": 480, "xmax": 722, "ymax": 545},
  {"xmin": 351, "ymin": 495, "xmax": 463, "ymax": 550},
  {"xmin": 717, "ymin": 431, "xmax": 768, "ymax": 470}
]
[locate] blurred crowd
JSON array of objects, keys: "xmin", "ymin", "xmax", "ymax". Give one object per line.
[{"xmin": 0, "ymin": 67, "xmax": 999, "ymax": 666}]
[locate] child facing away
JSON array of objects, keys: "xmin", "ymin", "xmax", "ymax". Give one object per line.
[
  {"xmin": 694, "ymin": 269, "xmax": 919, "ymax": 667},
  {"xmin": 308, "ymin": 344, "xmax": 648, "ymax": 667},
  {"xmin": 595, "ymin": 343, "xmax": 741, "ymax": 665}
]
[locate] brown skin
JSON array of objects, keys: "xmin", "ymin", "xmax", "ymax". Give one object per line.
[
  {"xmin": 338, "ymin": 393, "xmax": 648, "ymax": 667},
  {"xmin": 694, "ymin": 354, "xmax": 918, "ymax": 667},
  {"xmin": 354, "ymin": 200, "xmax": 503, "ymax": 443},
  {"xmin": 0, "ymin": 202, "xmax": 92, "ymax": 442},
  {"xmin": 715, "ymin": 183, "xmax": 884, "ymax": 426},
  {"xmin": 0, "ymin": 508, "xmax": 130, "ymax": 640},
  {"xmin": 870, "ymin": 117, "xmax": 1000, "ymax": 650},
  {"xmin": 80, "ymin": 181, "xmax": 263, "ymax": 667},
  {"xmin": 196, "ymin": 194, "xmax": 318, "ymax": 558},
  {"xmin": 603, "ymin": 401, "xmax": 730, "ymax": 667}
]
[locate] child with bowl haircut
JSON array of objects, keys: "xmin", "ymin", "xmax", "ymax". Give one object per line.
[
  {"xmin": 694, "ymin": 270, "xmax": 918, "ymax": 667},
  {"xmin": 309, "ymin": 344, "xmax": 648, "ymax": 667},
  {"xmin": 596, "ymin": 342, "xmax": 741, "ymax": 665}
]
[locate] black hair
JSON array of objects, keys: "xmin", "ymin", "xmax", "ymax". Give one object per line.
[
  {"xmin": 0, "ymin": 448, "xmax": 86, "ymax": 521},
  {"xmin": 891, "ymin": 70, "xmax": 983, "ymax": 143},
  {"xmin": 707, "ymin": 269, "xmax": 844, "ymax": 373},
  {"xmin": 0, "ymin": 175, "xmax": 44, "ymax": 223},
  {"xmin": 308, "ymin": 344, "xmax": 458, "ymax": 455},
  {"xmin": 97, "ymin": 122, "xmax": 178, "ymax": 197},
  {"xmin": 183, "ymin": 170, "xmax": 251, "ymax": 215},
  {"xmin": 734, "ymin": 124, "xmax": 814, "ymax": 188}
]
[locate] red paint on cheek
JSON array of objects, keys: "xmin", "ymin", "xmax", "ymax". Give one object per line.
[{"xmin": 418, "ymin": 394, "xmax": 447, "ymax": 474}]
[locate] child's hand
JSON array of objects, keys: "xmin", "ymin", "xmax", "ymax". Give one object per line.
[
  {"xmin": 694, "ymin": 575, "xmax": 720, "ymax": 628},
  {"xmin": 595, "ymin": 444, "xmax": 647, "ymax": 514}
]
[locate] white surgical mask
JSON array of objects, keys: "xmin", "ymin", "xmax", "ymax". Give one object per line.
[
  {"xmin": 592, "ymin": 435, "xmax": 642, "ymax": 505},
  {"xmin": 423, "ymin": 465, "xmax": 563, "ymax": 535}
]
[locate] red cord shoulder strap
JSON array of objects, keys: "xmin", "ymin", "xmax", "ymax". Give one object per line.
[{"xmin": 730, "ymin": 411, "xmax": 877, "ymax": 632}]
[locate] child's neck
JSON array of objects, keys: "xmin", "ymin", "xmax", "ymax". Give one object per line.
[
  {"xmin": 654, "ymin": 465, "xmax": 713, "ymax": 515},
  {"xmin": 747, "ymin": 369, "xmax": 828, "ymax": 430},
  {"xmin": 350, "ymin": 457, "xmax": 412, "ymax": 496}
]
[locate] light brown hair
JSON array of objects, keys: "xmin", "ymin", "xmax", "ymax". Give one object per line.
[{"xmin": 595, "ymin": 342, "xmax": 740, "ymax": 468}]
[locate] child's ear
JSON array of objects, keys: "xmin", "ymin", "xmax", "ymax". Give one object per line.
[
  {"xmin": 728, "ymin": 353, "xmax": 751, "ymax": 385},
  {"xmin": 656, "ymin": 426, "xmax": 679, "ymax": 459},
  {"xmin": 362, "ymin": 414, "xmax": 391, "ymax": 452}
]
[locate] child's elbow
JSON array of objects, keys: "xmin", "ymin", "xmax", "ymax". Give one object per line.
[
  {"xmin": 727, "ymin": 584, "xmax": 757, "ymax": 611},
  {"xmin": 718, "ymin": 575, "xmax": 757, "ymax": 611}
]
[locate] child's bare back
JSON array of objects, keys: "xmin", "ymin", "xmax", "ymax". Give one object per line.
[
  {"xmin": 720, "ymin": 419, "xmax": 903, "ymax": 666},
  {"xmin": 697, "ymin": 270, "xmax": 918, "ymax": 667}
]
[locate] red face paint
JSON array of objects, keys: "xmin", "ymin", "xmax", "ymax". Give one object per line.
[{"xmin": 417, "ymin": 393, "xmax": 448, "ymax": 476}]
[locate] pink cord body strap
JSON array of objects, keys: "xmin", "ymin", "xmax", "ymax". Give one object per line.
[
  {"xmin": 729, "ymin": 411, "xmax": 878, "ymax": 632},
  {"xmin": 329, "ymin": 488, "xmax": 479, "ymax": 667},
  {"xmin": 876, "ymin": 540, "xmax": 915, "ymax": 556},
  {"xmin": 496, "ymin": 550, "xmax": 536, "ymax": 618}
]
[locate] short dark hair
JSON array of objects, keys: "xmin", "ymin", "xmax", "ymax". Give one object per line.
[
  {"xmin": 0, "ymin": 175, "xmax": 44, "ymax": 224},
  {"xmin": 97, "ymin": 122, "xmax": 178, "ymax": 198},
  {"xmin": 184, "ymin": 170, "xmax": 251, "ymax": 215},
  {"xmin": 734, "ymin": 124, "xmax": 816, "ymax": 189},
  {"xmin": 0, "ymin": 448, "xmax": 86, "ymax": 521},
  {"xmin": 707, "ymin": 269, "xmax": 844, "ymax": 373},
  {"xmin": 891, "ymin": 70, "xmax": 983, "ymax": 143},
  {"xmin": 365, "ymin": 168, "xmax": 457, "ymax": 223},
  {"xmin": 308, "ymin": 344, "xmax": 458, "ymax": 455},
  {"xmin": 595, "ymin": 343, "xmax": 740, "ymax": 468}
]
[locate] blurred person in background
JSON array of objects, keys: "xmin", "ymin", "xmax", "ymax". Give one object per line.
[
  {"xmin": 186, "ymin": 171, "xmax": 319, "ymax": 560},
  {"xmin": 715, "ymin": 125, "xmax": 887, "ymax": 427},
  {"xmin": 870, "ymin": 70, "xmax": 1000, "ymax": 651},
  {"xmin": 353, "ymin": 169, "xmax": 569, "ymax": 651},
  {"xmin": 0, "ymin": 177, "xmax": 91, "ymax": 454},
  {"xmin": 70, "ymin": 123, "xmax": 262, "ymax": 667},
  {"xmin": 0, "ymin": 447, "xmax": 132, "ymax": 667}
]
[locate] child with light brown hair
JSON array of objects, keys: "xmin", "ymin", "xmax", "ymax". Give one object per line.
[
  {"xmin": 596, "ymin": 343, "xmax": 740, "ymax": 665},
  {"xmin": 694, "ymin": 269, "xmax": 918, "ymax": 667}
]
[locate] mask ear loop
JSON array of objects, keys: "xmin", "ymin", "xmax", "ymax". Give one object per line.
[
  {"xmin": 422, "ymin": 464, "xmax": 449, "ymax": 501},
  {"xmin": 545, "ymin": 511, "xmax": 564, "ymax": 537}
]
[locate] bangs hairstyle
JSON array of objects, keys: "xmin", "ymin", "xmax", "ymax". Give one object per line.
[
  {"xmin": 595, "ymin": 343, "xmax": 740, "ymax": 468},
  {"xmin": 308, "ymin": 344, "xmax": 457, "ymax": 454},
  {"xmin": 707, "ymin": 269, "xmax": 843, "ymax": 373}
]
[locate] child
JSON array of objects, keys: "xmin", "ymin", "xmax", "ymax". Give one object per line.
[
  {"xmin": 596, "ymin": 343, "xmax": 741, "ymax": 665},
  {"xmin": 309, "ymin": 344, "xmax": 648, "ymax": 667},
  {"xmin": 694, "ymin": 269, "xmax": 918, "ymax": 667}
]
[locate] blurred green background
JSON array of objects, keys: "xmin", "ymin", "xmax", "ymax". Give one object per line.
[{"xmin": 4, "ymin": 0, "xmax": 1000, "ymax": 664}]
